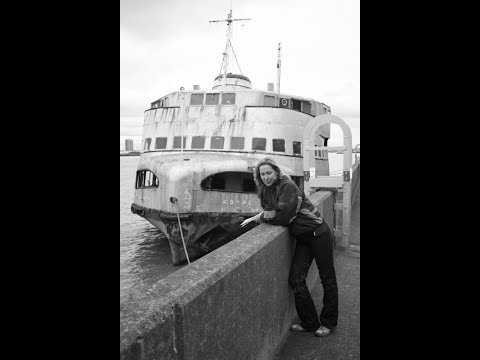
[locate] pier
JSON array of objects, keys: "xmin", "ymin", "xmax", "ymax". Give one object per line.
[{"xmin": 120, "ymin": 160, "xmax": 360, "ymax": 360}]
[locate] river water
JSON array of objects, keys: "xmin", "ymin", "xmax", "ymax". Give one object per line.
[
  {"xmin": 120, "ymin": 156, "xmax": 186, "ymax": 302},
  {"xmin": 119, "ymin": 153, "xmax": 357, "ymax": 301}
]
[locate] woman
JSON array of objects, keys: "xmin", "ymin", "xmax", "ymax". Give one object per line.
[{"xmin": 241, "ymin": 157, "xmax": 338, "ymax": 337}]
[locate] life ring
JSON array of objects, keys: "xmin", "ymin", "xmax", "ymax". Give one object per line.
[{"xmin": 281, "ymin": 98, "xmax": 288, "ymax": 106}]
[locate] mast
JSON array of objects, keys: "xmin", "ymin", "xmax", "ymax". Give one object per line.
[
  {"xmin": 277, "ymin": 43, "xmax": 281, "ymax": 100},
  {"xmin": 179, "ymin": 87, "xmax": 185, "ymax": 160},
  {"xmin": 209, "ymin": 9, "xmax": 250, "ymax": 87}
]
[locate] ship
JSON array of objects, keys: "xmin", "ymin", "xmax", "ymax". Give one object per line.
[{"xmin": 131, "ymin": 10, "xmax": 332, "ymax": 265}]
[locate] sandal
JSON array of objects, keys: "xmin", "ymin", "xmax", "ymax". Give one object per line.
[{"xmin": 314, "ymin": 326, "xmax": 332, "ymax": 337}]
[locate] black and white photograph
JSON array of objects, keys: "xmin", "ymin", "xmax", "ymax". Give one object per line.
[{"xmin": 121, "ymin": 0, "xmax": 359, "ymax": 358}]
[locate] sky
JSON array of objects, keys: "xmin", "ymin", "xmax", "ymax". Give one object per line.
[{"xmin": 120, "ymin": 0, "xmax": 359, "ymax": 150}]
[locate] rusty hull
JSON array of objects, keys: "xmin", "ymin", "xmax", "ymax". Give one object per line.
[{"xmin": 131, "ymin": 203, "xmax": 256, "ymax": 265}]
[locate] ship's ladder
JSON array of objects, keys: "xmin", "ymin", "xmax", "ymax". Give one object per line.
[{"xmin": 302, "ymin": 115, "xmax": 358, "ymax": 249}]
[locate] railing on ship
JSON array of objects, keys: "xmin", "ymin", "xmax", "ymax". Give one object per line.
[
  {"xmin": 351, "ymin": 145, "xmax": 360, "ymax": 208},
  {"xmin": 354, "ymin": 144, "xmax": 360, "ymax": 163}
]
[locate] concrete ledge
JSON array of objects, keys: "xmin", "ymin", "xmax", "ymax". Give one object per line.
[{"xmin": 121, "ymin": 191, "xmax": 335, "ymax": 360}]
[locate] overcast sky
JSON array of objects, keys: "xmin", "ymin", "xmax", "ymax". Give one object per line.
[{"xmin": 120, "ymin": 0, "xmax": 359, "ymax": 150}]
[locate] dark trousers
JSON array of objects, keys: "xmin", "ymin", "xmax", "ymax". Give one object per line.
[{"xmin": 288, "ymin": 223, "xmax": 338, "ymax": 330}]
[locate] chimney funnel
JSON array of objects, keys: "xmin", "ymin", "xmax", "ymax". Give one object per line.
[
  {"xmin": 267, "ymin": 83, "xmax": 274, "ymax": 92},
  {"xmin": 193, "ymin": 85, "xmax": 200, "ymax": 90}
]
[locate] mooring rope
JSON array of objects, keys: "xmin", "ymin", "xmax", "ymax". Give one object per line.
[{"xmin": 171, "ymin": 197, "xmax": 190, "ymax": 265}]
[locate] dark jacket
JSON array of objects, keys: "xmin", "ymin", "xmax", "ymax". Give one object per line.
[{"xmin": 259, "ymin": 176, "xmax": 324, "ymax": 236}]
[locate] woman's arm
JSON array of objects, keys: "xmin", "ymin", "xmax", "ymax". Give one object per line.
[
  {"xmin": 240, "ymin": 211, "xmax": 263, "ymax": 227},
  {"xmin": 261, "ymin": 182, "xmax": 303, "ymax": 226}
]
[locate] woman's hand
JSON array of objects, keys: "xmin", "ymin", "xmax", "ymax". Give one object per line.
[
  {"xmin": 263, "ymin": 210, "xmax": 276, "ymax": 220},
  {"xmin": 240, "ymin": 212, "xmax": 262, "ymax": 227}
]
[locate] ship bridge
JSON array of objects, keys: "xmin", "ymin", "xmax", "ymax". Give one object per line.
[{"xmin": 212, "ymin": 73, "xmax": 252, "ymax": 89}]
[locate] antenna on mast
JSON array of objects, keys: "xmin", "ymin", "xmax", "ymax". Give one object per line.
[{"xmin": 209, "ymin": 9, "xmax": 250, "ymax": 87}]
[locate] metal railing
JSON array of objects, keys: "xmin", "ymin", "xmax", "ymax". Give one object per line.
[{"xmin": 354, "ymin": 143, "xmax": 360, "ymax": 163}]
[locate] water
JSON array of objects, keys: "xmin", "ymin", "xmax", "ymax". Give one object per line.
[{"xmin": 120, "ymin": 156, "xmax": 186, "ymax": 302}]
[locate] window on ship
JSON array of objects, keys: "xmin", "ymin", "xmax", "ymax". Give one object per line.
[
  {"xmin": 230, "ymin": 137, "xmax": 245, "ymax": 150},
  {"xmin": 144, "ymin": 138, "xmax": 151, "ymax": 151},
  {"xmin": 293, "ymin": 141, "xmax": 302, "ymax": 155},
  {"xmin": 151, "ymin": 99, "xmax": 163, "ymax": 109},
  {"xmin": 155, "ymin": 137, "xmax": 167, "ymax": 149},
  {"xmin": 280, "ymin": 98, "xmax": 289, "ymax": 108},
  {"xmin": 301, "ymin": 101, "xmax": 311, "ymax": 114},
  {"xmin": 272, "ymin": 139, "xmax": 285, "ymax": 152},
  {"xmin": 206, "ymin": 93, "xmax": 220, "ymax": 105},
  {"xmin": 192, "ymin": 136, "xmax": 206, "ymax": 149},
  {"xmin": 252, "ymin": 137, "xmax": 266, "ymax": 151},
  {"xmin": 201, "ymin": 172, "xmax": 256, "ymax": 193},
  {"xmin": 135, "ymin": 170, "xmax": 159, "ymax": 189},
  {"xmin": 173, "ymin": 136, "xmax": 187, "ymax": 149},
  {"xmin": 323, "ymin": 138, "xmax": 328, "ymax": 157},
  {"xmin": 314, "ymin": 139, "xmax": 328, "ymax": 159},
  {"xmin": 264, "ymin": 95, "xmax": 275, "ymax": 106},
  {"xmin": 190, "ymin": 94, "xmax": 204, "ymax": 105},
  {"xmin": 210, "ymin": 136, "xmax": 225, "ymax": 149},
  {"xmin": 222, "ymin": 93, "xmax": 236, "ymax": 105},
  {"xmin": 292, "ymin": 99, "xmax": 301, "ymax": 111}
]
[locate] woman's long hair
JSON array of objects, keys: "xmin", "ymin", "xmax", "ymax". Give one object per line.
[{"xmin": 253, "ymin": 157, "xmax": 289, "ymax": 199}]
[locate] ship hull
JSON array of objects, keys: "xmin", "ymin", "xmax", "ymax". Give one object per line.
[{"xmin": 131, "ymin": 203, "xmax": 257, "ymax": 264}]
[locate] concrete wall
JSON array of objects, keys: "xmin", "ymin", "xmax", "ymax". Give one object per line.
[{"xmin": 120, "ymin": 191, "xmax": 335, "ymax": 360}]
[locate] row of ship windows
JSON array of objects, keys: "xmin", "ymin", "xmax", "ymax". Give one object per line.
[
  {"xmin": 135, "ymin": 170, "xmax": 305, "ymax": 192},
  {"xmin": 152, "ymin": 94, "xmax": 328, "ymax": 115},
  {"xmin": 144, "ymin": 136, "xmax": 327, "ymax": 154}
]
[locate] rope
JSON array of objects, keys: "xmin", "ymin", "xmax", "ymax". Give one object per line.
[
  {"xmin": 174, "ymin": 203, "xmax": 190, "ymax": 265},
  {"xmin": 229, "ymin": 39, "xmax": 242, "ymax": 74}
]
